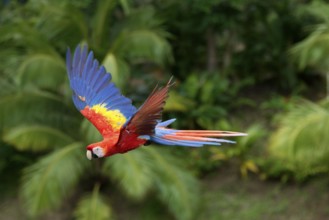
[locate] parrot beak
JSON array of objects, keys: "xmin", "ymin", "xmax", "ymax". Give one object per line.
[{"xmin": 86, "ymin": 150, "xmax": 92, "ymax": 160}]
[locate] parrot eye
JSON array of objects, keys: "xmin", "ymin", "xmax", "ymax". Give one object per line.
[{"xmin": 92, "ymin": 146, "xmax": 105, "ymax": 158}]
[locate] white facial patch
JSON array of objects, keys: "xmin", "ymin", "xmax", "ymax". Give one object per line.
[{"xmin": 92, "ymin": 146, "xmax": 105, "ymax": 158}]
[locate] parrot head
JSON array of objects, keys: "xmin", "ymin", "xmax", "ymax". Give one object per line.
[{"xmin": 86, "ymin": 143, "xmax": 106, "ymax": 160}]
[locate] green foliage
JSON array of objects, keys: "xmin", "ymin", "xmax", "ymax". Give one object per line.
[
  {"xmin": 144, "ymin": 147, "xmax": 200, "ymax": 220},
  {"xmin": 0, "ymin": 2, "xmax": 198, "ymax": 220},
  {"xmin": 3, "ymin": 125, "xmax": 74, "ymax": 151},
  {"xmin": 0, "ymin": 92, "xmax": 79, "ymax": 135},
  {"xmin": 172, "ymin": 72, "xmax": 251, "ymax": 130},
  {"xmin": 3, "ymin": 0, "xmax": 329, "ymax": 219},
  {"xmin": 164, "ymin": 91, "xmax": 196, "ymax": 112},
  {"xmin": 104, "ymin": 147, "xmax": 200, "ymax": 220},
  {"xmin": 21, "ymin": 143, "xmax": 89, "ymax": 217},
  {"xmin": 291, "ymin": 24, "xmax": 329, "ymax": 71},
  {"xmin": 266, "ymin": 100, "xmax": 329, "ymax": 181},
  {"xmin": 74, "ymin": 184, "xmax": 113, "ymax": 220},
  {"xmin": 290, "ymin": 1, "xmax": 329, "ymax": 98},
  {"xmin": 103, "ymin": 148, "xmax": 155, "ymax": 199},
  {"xmin": 159, "ymin": 0, "xmax": 303, "ymax": 90},
  {"xmin": 210, "ymin": 124, "xmax": 266, "ymax": 177},
  {"xmin": 17, "ymin": 52, "xmax": 66, "ymax": 90}
]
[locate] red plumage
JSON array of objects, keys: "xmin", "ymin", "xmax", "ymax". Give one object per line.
[{"xmin": 66, "ymin": 45, "xmax": 246, "ymax": 160}]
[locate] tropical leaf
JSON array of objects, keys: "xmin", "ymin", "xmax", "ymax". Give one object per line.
[
  {"xmin": 0, "ymin": 76, "xmax": 17, "ymax": 96},
  {"xmin": 102, "ymin": 148, "xmax": 154, "ymax": 200},
  {"xmin": 0, "ymin": 91, "xmax": 79, "ymax": 135},
  {"xmin": 74, "ymin": 184, "xmax": 113, "ymax": 220},
  {"xmin": 3, "ymin": 125, "xmax": 75, "ymax": 152},
  {"xmin": 109, "ymin": 7, "xmax": 172, "ymax": 65},
  {"xmin": 102, "ymin": 52, "xmax": 130, "ymax": 88},
  {"xmin": 119, "ymin": 0, "xmax": 130, "ymax": 14},
  {"xmin": 290, "ymin": 25, "xmax": 329, "ymax": 71},
  {"xmin": 118, "ymin": 6, "xmax": 166, "ymax": 31},
  {"xmin": 113, "ymin": 29, "xmax": 172, "ymax": 66},
  {"xmin": 0, "ymin": 23, "xmax": 54, "ymax": 51},
  {"xmin": 91, "ymin": 0, "xmax": 118, "ymax": 49},
  {"xmin": 268, "ymin": 100, "xmax": 329, "ymax": 179},
  {"xmin": 235, "ymin": 124, "xmax": 266, "ymax": 153},
  {"xmin": 35, "ymin": 3, "xmax": 88, "ymax": 48},
  {"xmin": 164, "ymin": 91, "xmax": 195, "ymax": 112},
  {"xmin": 103, "ymin": 146, "xmax": 200, "ymax": 220},
  {"xmin": 297, "ymin": 1, "xmax": 329, "ymax": 23},
  {"xmin": 17, "ymin": 52, "xmax": 67, "ymax": 90},
  {"xmin": 145, "ymin": 147, "xmax": 200, "ymax": 220},
  {"xmin": 0, "ymin": 48, "xmax": 25, "ymax": 78},
  {"xmin": 21, "ymin": 143, "xmax": 89, "ymax": 217}
]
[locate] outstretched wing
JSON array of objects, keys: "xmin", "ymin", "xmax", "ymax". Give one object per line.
[
  {"xmin": 121, "ymin": 78, "xmax": 173, "ymax": 136},
  {"xmin": 66, "ymin": 45, "xmax": 137, "ymax": 138}
]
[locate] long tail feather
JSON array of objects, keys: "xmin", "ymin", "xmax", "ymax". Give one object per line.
[
  {"xmin": 174, "ymin": 130, "xmax": 247, "ymax": 137},
  {"xmin": 150, "ymin": 119, "xmax": 246, "ymax": 147}
]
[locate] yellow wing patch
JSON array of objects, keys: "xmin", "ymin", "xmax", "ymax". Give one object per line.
[{"xmin": 91, "ymin": 104, "xmax": 127, "ymax": 130}]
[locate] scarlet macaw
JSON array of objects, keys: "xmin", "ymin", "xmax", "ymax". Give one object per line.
[{"xmin": 66, "ymin": 45, "xmax": 246, "ymax": 160}]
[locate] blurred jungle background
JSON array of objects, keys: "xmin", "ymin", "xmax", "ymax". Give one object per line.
[{"xmin": 2, "ymin": 0, "xmax": 329, "ymax": 219}]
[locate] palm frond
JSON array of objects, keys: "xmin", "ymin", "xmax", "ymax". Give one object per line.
[
  {"xmin": 91, "ymin": 0, "xmax": 118, "ymax": 49},
  {"xmin": 144, "ymin": 147, "xmax": 200, "ymax": 220},
  {"xmin": 103, "ymin": 147, "xmax": 200, "ymax": 220},
  {"xmin": 102, "ymin": 148, "xmax": 154, "ymax": 200},
  {"xmin": 102, "ymin": 52, "xmax": 130, "ymax": 88},
  {"xmin": 0, "ymin": 91, "xmax": 79, "ymax": 136},
  {"xmin": 3, "ymin": 125, "xmax": 75, "ymax": 152},
  {"xmin": 0, "ymin": 49, "xmax": 25, "ymax": 78},
  {"xmin": 0, "ymin": 75, "xmax": 17, "ymax": 96},
  {"xmin": 35, "ymin": 3, "xmax": 88, "ymax": 48},
  {"xmin": 297, "ymin": 1, "xmax": 329, "ymax": 23},
  {"xmin": 112, "ymin": 29, "xmax": 173, "ymax": 66},
  {"xmin": 21, "ymin": 142, "xmax": 89, "ymax": 217},
  {"xmin": 118, "ymin": 6, "xmax": 166, "ymax": 32},
  {"xmin": 17, "ymin": 52, "xmax": 66, "ymax": 90},
  {"xmin": 268, "ymin": 100, "xmax": 329, "ymax": 179},
  {"xmin": 0, "ymin": 23, "xmax": 54, "ymax": 51},
  {"xmin": 119, "ymin": 0, "xmax": 130, "ymax": 14},
  {"xmin": 290, "ymin": 24, "xmax": 329, "ymax": 70},
  {"xmin": 74, "ymin": 184, "xmax": 113, "ymax": 220},
  {"xmin": 109, "ymin": 6, "xmax": 173, "ymax": 65}
]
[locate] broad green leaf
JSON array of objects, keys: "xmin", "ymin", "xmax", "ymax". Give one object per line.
[
  {"xmin": 17, "ymin": 52, "xmax": 66, "ymax": 90},
  {"xmin": 119, "ymin": 0, "xmax": 130, "ymax": 15},
  {"xmin": 145, "ymin": 147, "xmax": 200, "ymax": 220},
  {"xmin": 36, "ymin": 4, "xmax": 88, "ymax": 47},
  {"xmin": 102, "ymin": 53, "xmax": 130, "ymax": 88},
  {"xmin": 74, "ymin": 184, "xmax": 113, "ymax": 220},
  {"xmin": 21, "ymin": 143, "xmax": 89, "ymax": 217},
  {"xmin": 3, "ymin": 125, "xmax": 74, "ymax": 152},
  {"xmin": 104, "ymin": 146, "xmax": 200, "ymax": 220},
  {"xmin": 103, "ymin": 148, "xmax": 154, "ymax": 200},
  {"xmin": 91, "ymin": 0, "xmax": 118, "ymax": 49},
  {"xmin": 0, "ymin": 92, "xmax": 79, "ymax": 135},
  {"xmin": 113, "ymin": 29, "xmax": 172, "ymax": 66},
  {"xmin": 0, "ymin": 23, "xmax": 53, "ymax": 51}
]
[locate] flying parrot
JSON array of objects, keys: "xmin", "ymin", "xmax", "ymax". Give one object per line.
[{"xmin": 66, "ymin": 45, "xmax": 246, "ymax": 160}]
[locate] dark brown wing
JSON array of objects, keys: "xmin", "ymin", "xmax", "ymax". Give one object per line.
[{"xmin": 123, "ymin": 78, "xmax": 174, "ymax": 135}]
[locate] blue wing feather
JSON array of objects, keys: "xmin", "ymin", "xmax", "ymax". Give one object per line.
[{"xmin": 66, "ymin": 45, "xmax": 137, "ymax": 119}]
